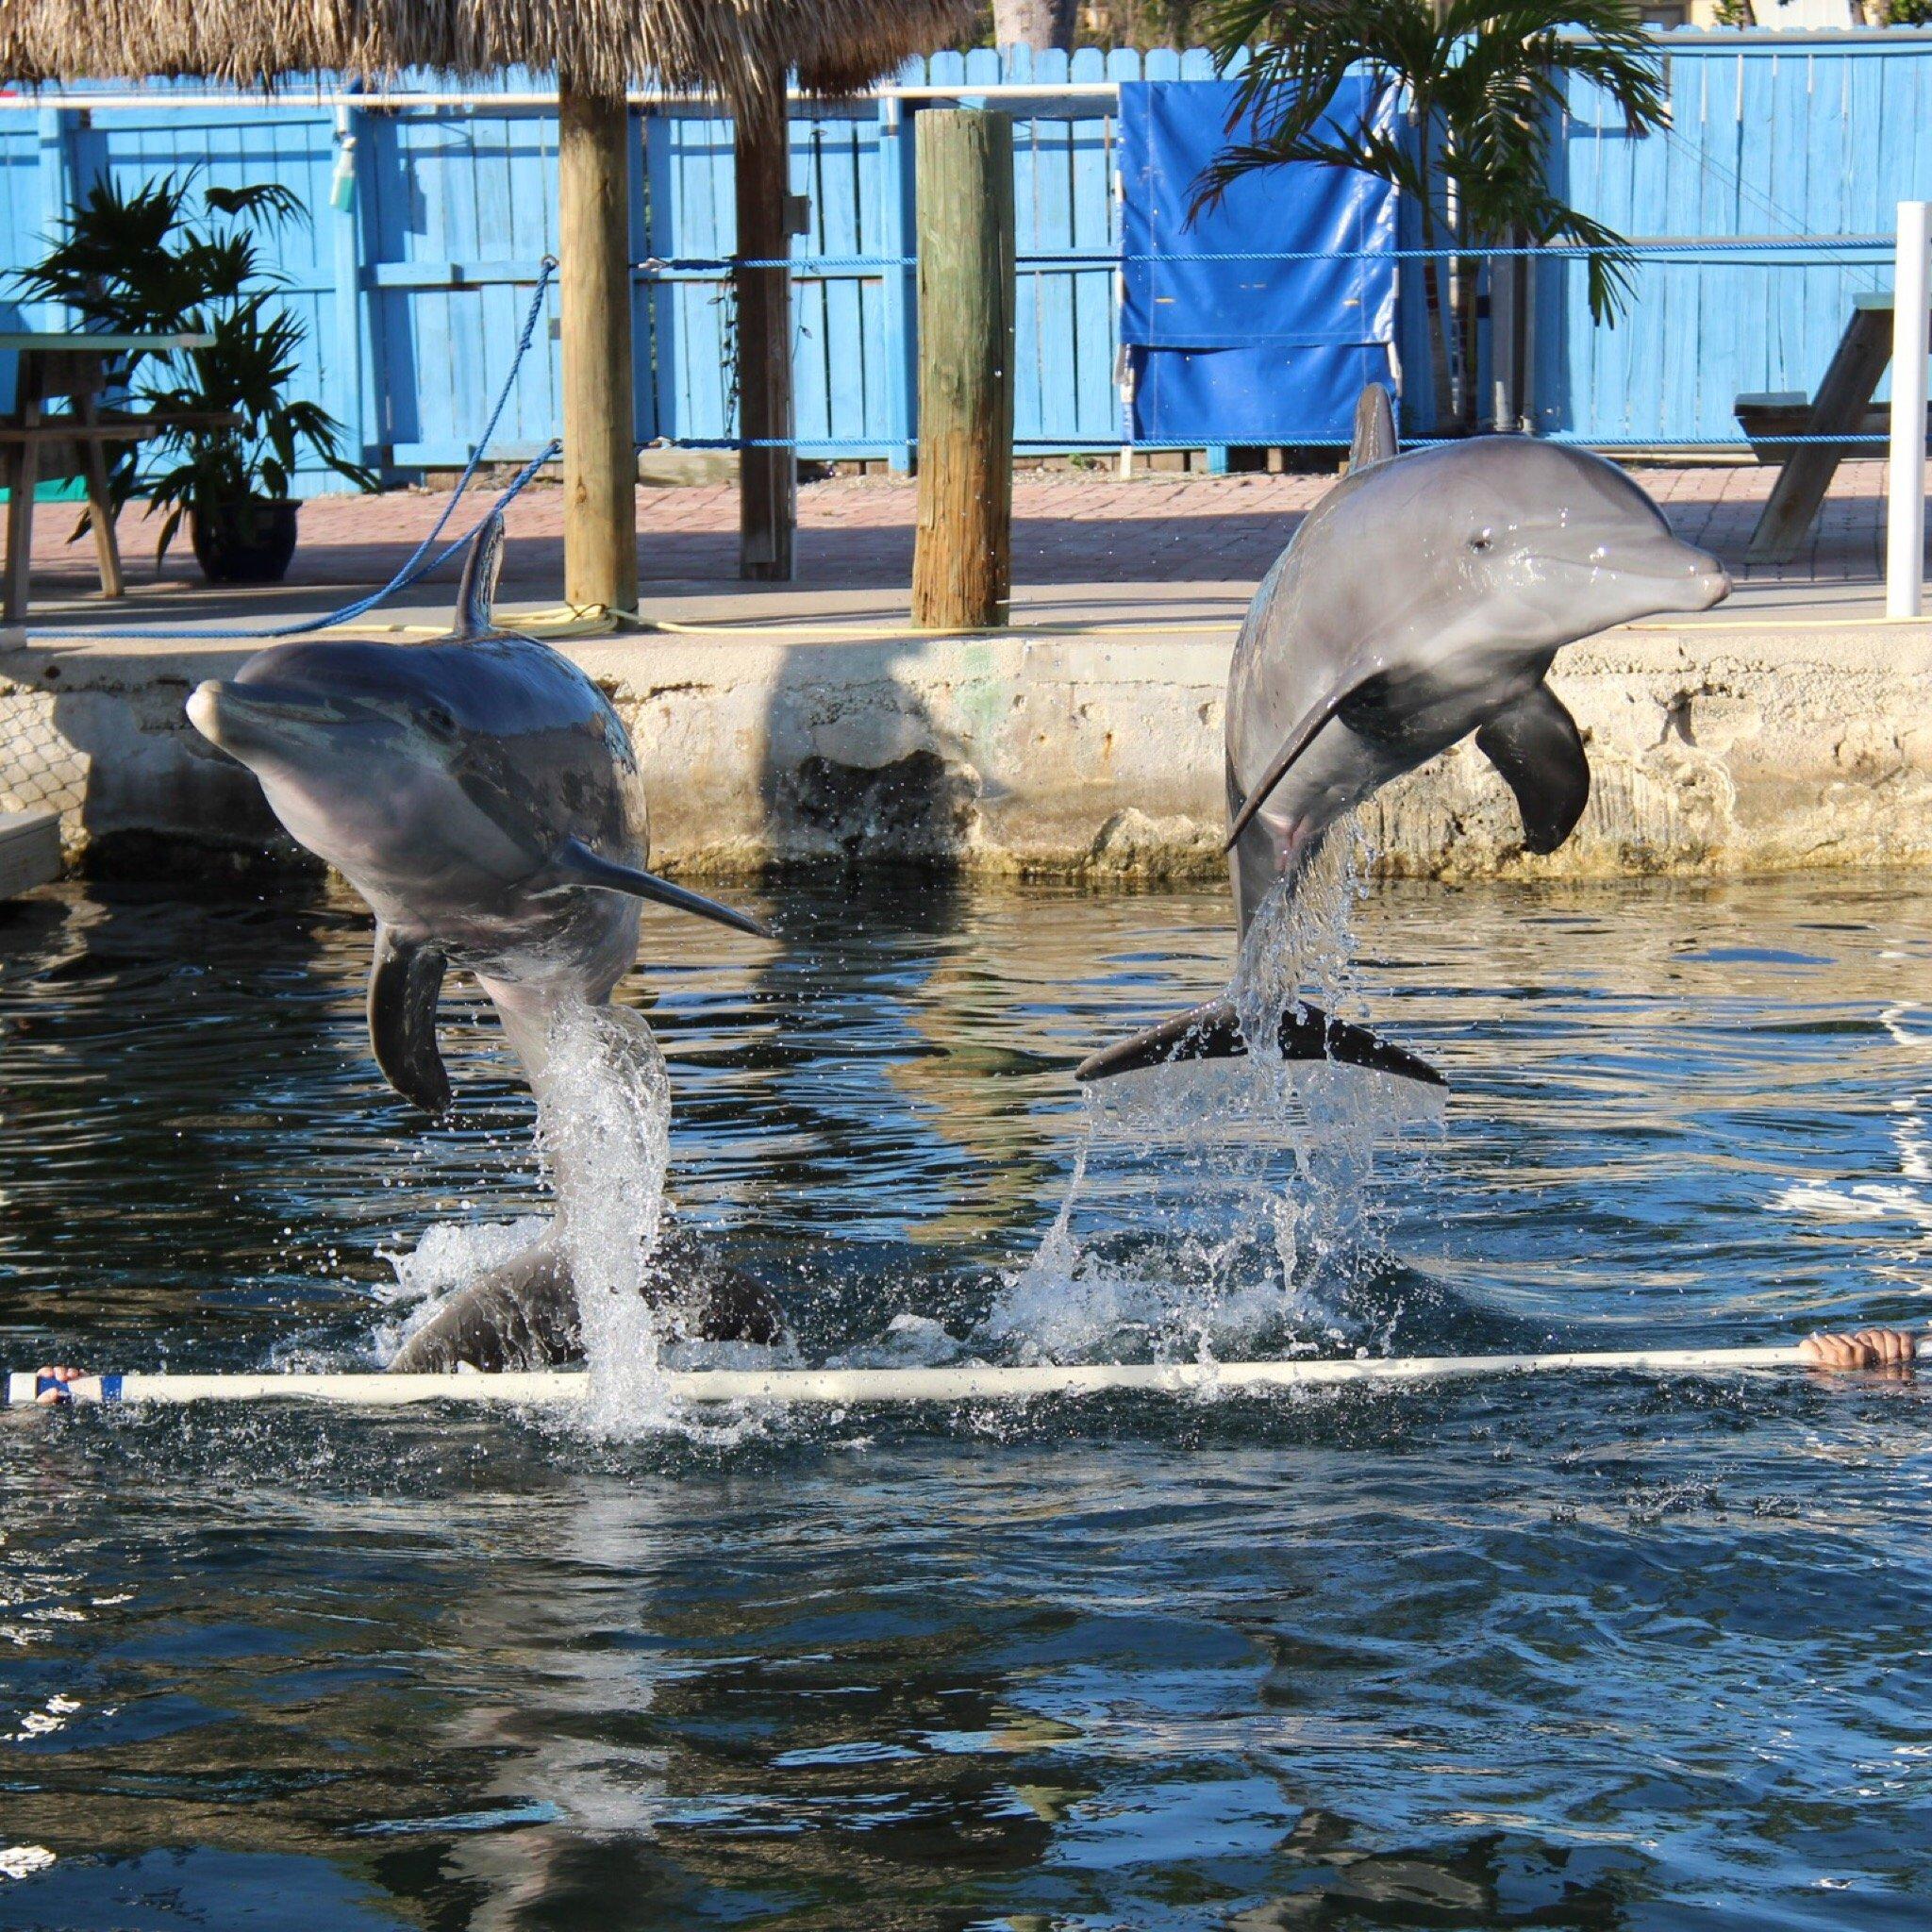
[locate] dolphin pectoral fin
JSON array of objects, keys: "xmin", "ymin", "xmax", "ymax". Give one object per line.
[
  {"xmin": 550, "ymin": 838, "xmax": 774, "ymax": 940},
  {"xmin": 1224, "ymin": 672, "xmax": 1387, "ymax": 854},
  {"xmin": 452, "ymin": 509, "xmax": 506, "ymax": 641},
  {"xmin": 1350, "ymin": 382, "xmax": 1397, "ymax": 470},
  {"xmin": 1075, "ymin": 997, "xmax": 1443, "ymax": 1088},
  {"xmin": 1475, "ymin": 683, "xmax": 1591, "ymax": 856},
  {"xmin": 368, "ymin": 925, "xmax": 452, "ymax": 1117}
]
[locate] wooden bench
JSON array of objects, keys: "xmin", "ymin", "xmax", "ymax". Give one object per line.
[
  {"xmin": 1734, "ymin": 391, "xmax": 1907, "ymax": 465},
  {"xmin": 1737, "ymin": 292, "xmax": 1928, "ymax": 564},
  {"xmin": 0, "ymin": 330, "xmax": 221, "ymax": 623}
]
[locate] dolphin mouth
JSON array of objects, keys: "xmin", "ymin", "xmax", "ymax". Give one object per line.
[
  {"xmin": 1528, "ymin": 543, "xmax": 1731, "ymax": 614},
  {"xmin": 187, "ymin": 678, "xmax": 373, "ymax": 754}
]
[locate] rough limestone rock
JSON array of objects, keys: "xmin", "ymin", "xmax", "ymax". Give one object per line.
[
  {"xmin": 1084, "ymin": 807, "xmax": 1223, "ymax": 880},
  {"xmin": 8, "ymin": 623, "xmax": 1932, "ymax": 882}
]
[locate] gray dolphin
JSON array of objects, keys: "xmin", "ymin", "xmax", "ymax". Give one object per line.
[
  {"xmin": 1077, "ymin": 387, "xmax": 1731, "ymax": 1085},
  {"xmin": 186, "ymin": 512, "xmax": 781, "ymax": 1364}
]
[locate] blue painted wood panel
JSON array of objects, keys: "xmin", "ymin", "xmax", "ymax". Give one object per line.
[
  {"xmin": 1546, "ymin": 36, "xmax": 1932, "ymax": 442},
  {"xmin": 6, "ymin": 35, "xmax": 1932, "ymax": 482}
]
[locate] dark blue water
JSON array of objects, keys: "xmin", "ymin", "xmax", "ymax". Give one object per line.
[{"xmin": 3, "ymin": 874, "xmax": 1930, "ymax": 1928}]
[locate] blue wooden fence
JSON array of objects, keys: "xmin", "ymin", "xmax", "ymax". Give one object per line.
[
  {"xmin": 4, "ymin": 32, "xmax": 1932, "ymax": 491},
  {"xmin": 1542, "ymin": 32, "xmax": 1932, "ymax": 441}
]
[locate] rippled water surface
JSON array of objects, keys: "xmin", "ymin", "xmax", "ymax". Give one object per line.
[{"xmin": 3, "ymin": 872, "xmax": 1930, "ymax": 1929}]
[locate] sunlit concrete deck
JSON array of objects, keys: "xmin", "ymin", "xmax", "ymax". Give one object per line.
[{"xmin": 6, "ymin": 463, "xmax": 1932, "ymax": 879}]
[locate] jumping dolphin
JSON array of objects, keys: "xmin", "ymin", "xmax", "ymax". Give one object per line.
[
  {"xmin": 186, "ymin": 512, "xmax": 781, "ymax": 1365},
  {"xmin": 1077, "ymin": 387, "xmax": 1731, "ymax": 1085}
]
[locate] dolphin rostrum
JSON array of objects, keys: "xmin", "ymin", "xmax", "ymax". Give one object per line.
[
  {"xmin": 186, "ymin": 511, "xmax": 781, "ymax": 1366},
  {"xmin": 1077, "ymin": 386, "xmax": 1731, "ymax": 1086}
]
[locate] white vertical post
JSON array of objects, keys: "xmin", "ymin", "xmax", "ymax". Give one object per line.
[{"xmin": 1886, "ymin": 199, "xmax": 1931, "ymax": 620}]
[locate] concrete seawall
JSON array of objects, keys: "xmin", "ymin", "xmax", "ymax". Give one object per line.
[{"xmin": 5, "ymin": 617, "xmax": 1930, "ymax": 880}]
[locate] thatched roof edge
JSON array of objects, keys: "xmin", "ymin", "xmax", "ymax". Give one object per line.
[{"xmin": 0, "ymin": 1, "xmax": 976, "ymax": 108}]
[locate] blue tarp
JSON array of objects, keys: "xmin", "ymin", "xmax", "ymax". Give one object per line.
[{"xmin": 1117, "ymin": 76, "xmax": 1398, "ymax": 446}]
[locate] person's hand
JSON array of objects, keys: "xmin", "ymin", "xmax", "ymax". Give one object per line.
[
  {"xmin": 32, "ymin": 1365, "xmax": 84, "ymax": 1406},
  {"xmin": 1800, "ymin": 1329, "xmax": 1921, "ymax": 1375}
]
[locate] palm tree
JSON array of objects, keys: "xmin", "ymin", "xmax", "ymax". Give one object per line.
[{"xmin": 1194, "ymin": 1, "xmax": 1669, "ymax": 433}]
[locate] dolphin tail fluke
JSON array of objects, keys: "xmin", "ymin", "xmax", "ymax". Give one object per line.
[
  {"xmin": 550, "ymin": 837, "xmax": 774, "ymax": 940},
  {"xmin": 453, "ymin": 510, "xmax": 507, "ymax": 640},
  {"xmin": 1074, "ymin": 996, "xmax": 1444, "ymax": 1088},
  {"xmin": 1351, "ymin": 383, "xmax": 1398, "ymax": 470}
]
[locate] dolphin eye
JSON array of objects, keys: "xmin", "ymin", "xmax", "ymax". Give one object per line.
[
  {"xmin": 1468, "ymin": 530, "xmax": 1494, "ymax": 555},
  {"xmin": 424, "ymin": 706, "xmax": 457, "ymax": 736}
]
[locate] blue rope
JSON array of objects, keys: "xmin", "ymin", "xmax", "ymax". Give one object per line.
[
  {"xmin": 667, "ymin": 235, "xmax": 1906, "ymax": 275},
  {"xmin": 30, "ymin": 259, "xmax": 561, "ymax": 642},
  {"xmin": 670, "ymin": 431, "xmax": 1899, "ymax": 450}
]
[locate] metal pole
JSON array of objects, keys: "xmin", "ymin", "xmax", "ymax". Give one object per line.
[{"xmin": 1886, "ymin": 199, "xmax": 1930, "ymax": 620}]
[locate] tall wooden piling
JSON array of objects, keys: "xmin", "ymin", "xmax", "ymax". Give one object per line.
[
  {"xmin": 910, "ymin": 109, "xmax": 1015, "ymax": 630},
  {"xmin": 736, "ymin": 73, "xmax": 796, "ymax": 581},
  {"xmin": 558, "ymin": 80, "xmax": 639, "ymax": 616}
]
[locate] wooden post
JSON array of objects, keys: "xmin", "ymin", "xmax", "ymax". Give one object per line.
[
  {"xmin": 911, "ymin": 110, "xmax": 1015, "ymax": 631},
  {"xmin": 558, "ymin": 80, "xmax": 638, "ymax": 616},
  {"xmin": 735, "ymin": 72, "xmax": 795, "ymax": 581}
]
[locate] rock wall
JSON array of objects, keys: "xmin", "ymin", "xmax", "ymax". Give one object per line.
[{"xmin": 5, "ymin": 621, "xmax": 1930, "ymax": 881}]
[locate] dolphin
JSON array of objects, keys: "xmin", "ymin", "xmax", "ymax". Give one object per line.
[
  {"xmin": 1076, "ymin": 386, "xmax": 1731, "ymax": 1085},
  {"xmin": 186, "ymin": 511, "xmax": 781, "ymax": 1366}
]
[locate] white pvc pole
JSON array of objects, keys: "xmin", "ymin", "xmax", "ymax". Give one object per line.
[
  {"xmin": 1887, "ymin": 199, "xmax": 1931, "ymax": 620},
  {"xmin": 8, "ymin": 1341, "xmax": 1927, "ymax": 1411}
]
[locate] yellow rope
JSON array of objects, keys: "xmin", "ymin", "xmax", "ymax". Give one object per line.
[
  {"xmin": 303, "ymin": 607, "xmax": 1247, "ymax": 642},
  {"xmin": 298, "ymin": 604, "xmax": 1928, "ymax": 644},
  {"xmin": 631, "ymin": 612, "xmax": 1244, "ymax": 640}
]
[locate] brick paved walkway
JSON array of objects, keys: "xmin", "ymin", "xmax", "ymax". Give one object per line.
[{"xmin": 16, "ymin": 458, "xmax": 1893, "ymax": 601}]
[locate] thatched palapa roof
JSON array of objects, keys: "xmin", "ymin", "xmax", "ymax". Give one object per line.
[{"xmin": 0, "ymin": 0, "xmax": 975, "ymax": 108}]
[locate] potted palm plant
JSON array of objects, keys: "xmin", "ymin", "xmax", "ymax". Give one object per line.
[
  {"xmin": 140, "ymin": 291, "xmax": 374, "ymax": 582},
  {"xmin": 16, "ymin": 174, "xmax": 375, "ymax": 581}
]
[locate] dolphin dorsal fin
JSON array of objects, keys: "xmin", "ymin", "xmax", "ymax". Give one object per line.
[
  {"xmin": 1350, "ymin": 384, "xmax": 1398, "ymax": 472},
  {"xmin": 452, "ymin": 511, "xmax": 506, "ymax": 641}
]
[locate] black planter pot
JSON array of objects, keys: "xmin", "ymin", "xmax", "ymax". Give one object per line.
[{"xmin": 191, "ymin": 499, "xmax": 300, "ymax": 585}]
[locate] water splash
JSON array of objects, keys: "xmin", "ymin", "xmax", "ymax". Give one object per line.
[
  {"xmin": 1230, "ymin": 813, "xmax": 1371, "ymax": 1062},
  {"xmin": 534, "ymin": 1003, "xmax": 675, "ymax": 1436},
  {"xmin": 985, "ymin": 815, "xmax": 1437, "ymax": 1363}
]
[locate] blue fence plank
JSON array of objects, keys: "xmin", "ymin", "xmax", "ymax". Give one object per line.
[
  {"xmin": 8, "ymin": 36, "xmax": 1932, "ymax": 482},
  {"xmin": 1549, "ymin": 33, "xmax": 1932, "ymax": 442}
]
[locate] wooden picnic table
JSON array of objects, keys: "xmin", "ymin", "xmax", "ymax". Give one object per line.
[
  {"xmin": 1737, "ymin": 292, "xmax": 1931, "ymax": 565},
  {"xmin": 0, "ymin": 329, "xmax": 216, "ymax": 623}
]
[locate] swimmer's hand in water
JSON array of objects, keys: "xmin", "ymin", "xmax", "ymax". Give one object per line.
[
  {"xmin": 1800, "ymin": 1329, "xmax": 1921, "ymax": 1374},
  {"xmin": 32, "ymin": 1365, "xmax": 84, "ymax": 1405}
]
